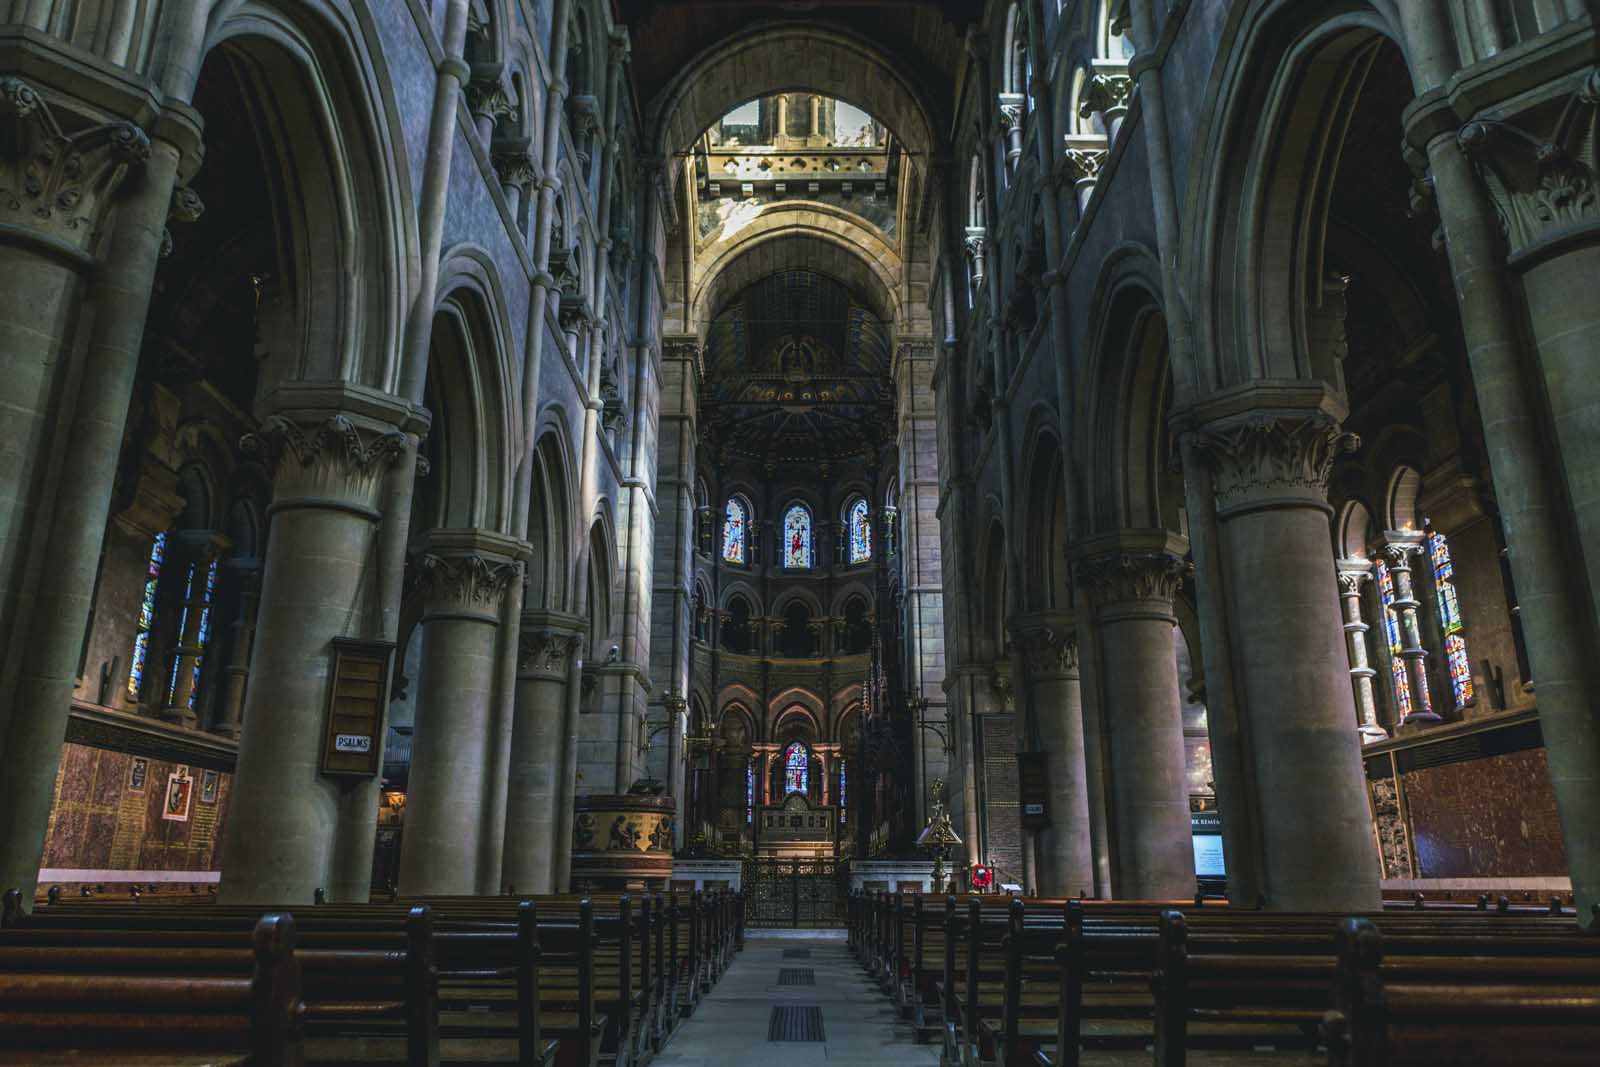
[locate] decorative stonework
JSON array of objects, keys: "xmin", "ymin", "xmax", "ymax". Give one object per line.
[
  {"xmin": 1078, "ymin": 72, "xmax": 1133, "ymax": 121},
  {"xmin": 240, "ymin": 413, "xmax": 408, "ymax": 509},
  {"xmin": 1058, "ymin": 147, "xmax": 1107, "ymax": 183},
  {"xmin": 159, "ymin": 183, "xmax": 204, "ymax": 257},
  {"xmin": 1457, "ymin": 69, "xmax": 1599, "ymax": 258},
  {"xmin": 410, "ymin": 553, "xmax": 518, "ymax": 616},
  {"xmin": 491, "ymin": 141, "xmax": 539, "ymax": 193},
  {"xmin": 0, "ymin": 76, "xmax": 150, "ymax": 251},
  {"xmin": 1078, "ymin": 551, "xmax": 1188, "ymax": 609},
  {"xmin": 465, "ymin": 79, "xmax": 516, "ymax": 127},
  {"xmin": 516, "ymin": 627, "xmax": 582, "ymax": 680},
  {"xmin": 1195, "ymin": 411, "xmax": 1358, "ymax": 514},
  {"xmin": 1012, "ymin": 625, "xmax": 1080, "ymax": 680}
]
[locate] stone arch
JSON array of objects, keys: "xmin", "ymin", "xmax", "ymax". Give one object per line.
[
  {"xmin": 770, "ymin": 689, "xmax": 825, "ymax": 736},
  {"xmin": 690, "ymin": 227, "xmax": 899, "ymax": 338},
  {"xmin": 980, "ymin": 517, "xmax": 1009, "ymax": 658},
  {"xmin": 1020, "ymin": 412, "xmax": 1072, "ymax": 612},
  {"xmin": 1185, "ymin": 3, "xmax": 1407, "ymax": 395},
  {"xmin": 649, "ymin": 23, "xmax": 938, "ymax": 198},
  {"xmin": 1080, "ymin": 246, "xmax": 1178, "ymax": 536},
  {"xmin": 202, "ymin": 3, "xmax": 416, "ymax": 392},
  {"xmin": 526, "ymin": 429, "xmax": 574, "ymax": 613},
  {"xmin": 582, "ymin": 511, "xmax": 617, "ymax": 661}
]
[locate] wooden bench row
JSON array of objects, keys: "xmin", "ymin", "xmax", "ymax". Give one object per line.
[
  {"xmin": 1, "ymin": 887, "xmax": 744, "ymax": 1067},
  {"xmin": 847, "ymin": 890, "xmax": 1597, "ymax": 1067}
]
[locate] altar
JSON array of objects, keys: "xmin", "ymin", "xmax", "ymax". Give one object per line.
[{"xmin": 755, "ymin": 792, "xmax": 837, "ymax": 858}]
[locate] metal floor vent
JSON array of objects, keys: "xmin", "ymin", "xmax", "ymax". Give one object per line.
[
  {"xmin": 782, "ymin": 948, "xmax": 811, "ymax": 959},
  {"xmin": 768, "ymin": 1005, "xmax": 825, "ymax": 1042},
  {"xmin": 778, "ymin": 968, "xmax": 815, "ymax": 986}
]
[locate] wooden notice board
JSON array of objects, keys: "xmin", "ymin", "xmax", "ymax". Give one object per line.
[
  {"xmin": 320, "ymin": 638, "xmax": 395, "ymax": 777},
  {"xmin": 1017, "ymin": 752, "xmax": 1051, "ymax": 830}
]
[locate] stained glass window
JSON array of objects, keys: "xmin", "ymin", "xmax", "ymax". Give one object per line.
[
  {"xmin": 1374, "ymin": 557, "xmax": 1413, "ymax": 720},
  {"xmin": 188, "ymin": 560, "xmax": 219, "ymax": 709},
  {"xmin": 746, "ymin": 759, "xmax": 754, "ymax": 824},
  {"xmin": 722, "ymin": 498, "xmax": 747, "ymax": 564},
  {"xmin": 782, "ymin": 504, "xmax": 811, "ymax": 569},
  {"xmin": 784, "ymin": 741, "xmax": 808, "ymax": 796},
  {"xmin": 839, "ymin": 759, "xmax": 847, "ymax": 824},
  {"xmin": 1429, "ymin": 530, "xmax": 1474, "ymax": 706},
  {"xmin": 128, "ymin": 532, "xmax": 167, "ymax": 700},
  {"xmin": 847, "ymin": 498, "xmax": 871, "ymax": 564}
]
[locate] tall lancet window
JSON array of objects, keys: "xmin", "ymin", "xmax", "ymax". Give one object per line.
[
  {"xmin": 128, "ymin": 532, "xmax": 167, "ymax": 700},
  {"xmin": 722, "ymin": 497, "xmax": 748, "ymax": 564},
  {"xmin": 782, "ymin": 504, "xmax": 812, "ymax": 569},
  {"xmin": 847, "ymin": 497, "xmax": 872, "ymax": 564},
  {"xmin": 1428, "ymin": 527, "xmax": 1474, "ymax": 707},
  {"xmin": 746, "ymin": 759, "xmax": 754, "ymax": 824},
  {"xmin": 784, "ymin": 741, "xmax": 809, "ymax": 796}
]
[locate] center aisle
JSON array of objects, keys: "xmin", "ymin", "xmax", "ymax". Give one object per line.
[{"xmin": 651, "ymin": 929, "xmax": 940, "ymax": 1066}]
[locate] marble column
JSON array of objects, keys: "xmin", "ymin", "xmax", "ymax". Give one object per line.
[
  {"xmin": 1193, "ymin": 398, "xmax": 1381, "ymax": 912},
  {"xmin": 1012, "ymin": 614, "xmax": 1094, "ymax": 898},
  {"xmin": 1335, "ymin": 562, "xmax": 1389, "ymax": 743},
  {"xmin": 502, "ymin": 611, "xmax": 584, "ymax": 894},
  {"xmin": 397, "ymin": 531, "xmax": 520, "ymax": 895},
  {"xmin": 217, "ymin": 402, "xmax": 414, "ymax": 904},
  {"xmin": 1382, "ymin": 534, "xmax": 1441, "ymax": 730},
  {"xmin": 1078, "ymin": 533, "xmax": 1195, "ymax": 900}
]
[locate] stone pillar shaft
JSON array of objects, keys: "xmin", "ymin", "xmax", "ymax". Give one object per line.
[
  {"xmin": 217, "ymin": 409, "xmax": 410, "ymax": 904},
  {"xmin": 1194, "ymin": 402, "xmax": 1381, "ymax": 911},
  {"xmin": 397, "ymin": 536, "xmax": 518, "ymax": 895},
  {"xmin": 215, "ymin": 564, "xmax": 260, "ymax": 739},
  {"xmin": 1336, "ymin": 564, "xmax": 1387, "ymax": 743},
  {"xmin": 503, "ymin": 617, "xmax": 582, "ymax": 893},
  {"xmin": 1014, "ymin": 618, "xmax": 1093, "ymax": 898},
  {"xmin": 1080, "ymin": 539, "xmax": 1195, "ymax": 900}
]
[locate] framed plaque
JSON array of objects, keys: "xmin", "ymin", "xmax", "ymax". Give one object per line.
[
  {"xmin": 319, "ymin": 638, "xmax": 395, "ymax": 777},
  {"xmin": 1017, "ymin": 752, "xmax": 1050, "ymax": 830}
]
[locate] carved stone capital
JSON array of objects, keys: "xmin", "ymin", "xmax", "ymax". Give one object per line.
[
  {"xmin": 0, "ymin": 76, "xmax": 150, "ymax": 252},
  {"xmin": 1078, "ymin": 72, "xmax": 1133, "ymax": 119},
  {"xmin": 1336, "ymin": 564, "xmax": 1373, "ymax": 597},
  {"xmin": 1194, "ymin": 410, "xmax": 1357, "ymax": 516},
  {"xmin": 1059, "ymin": 147, "xmax": 1108, "ymax": 183},
  {"xmin": 241, "ymin": 412, "xmax": 409, "ymax": 514},
  {"xmin": 1456, "ymin": 68, "xmax": 1599, "ymax": 261},
  {"xmin": 517, "ymin": 627, "xmax": 583, "ymax": 680},
  {"xmin": 996, "ymin": 100, "xmax": 1023, "ymax": 133},
  {"xmin": 411, "ymin": 545, "xmax": 519, "ymax": 620},
  {"xmin": 492, "ymin": 142, "xmax": 539, "ymax": 191},
  {"xmin": 1011, "ymin": 619, "xmax": 1081, "ymax": 681},
  {"xmin": 1078, "ymin": 550, "xmax": 1189, "ymax": 612},
  {"xmin": 465, "ymin": 78, "xmax": 516, "ymax": 124}
]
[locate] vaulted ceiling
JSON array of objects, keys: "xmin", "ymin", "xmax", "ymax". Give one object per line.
[{"xmin": 701, "ymin": 269, "xmax": 893, "ymax": 466}]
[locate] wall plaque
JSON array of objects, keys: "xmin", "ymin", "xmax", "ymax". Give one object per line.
[
  {"xmin": 319, "ymin": 638, "xmax": 395, "ymax": 777},
  {"xmin": 1017, "ymin": 752, "xmax": 1050, "ymax": 830}
]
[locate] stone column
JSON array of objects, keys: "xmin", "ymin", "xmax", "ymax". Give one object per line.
[
  {"xmin": 1193, "ymin": 397, "xmax": 1381, "ymax": 911},
  {"xmin": 1336, "ymin": 562, "xmax": 1388, "ymax": 743},
  {"xmin": 1012, "ymin": 614, "xmax": 1094, "ymax": 898},
  {"xmin": 217, "ymin": 402, "xmax": 413, "ymax": 904},
  {"xmin": 1382, "ymin": 535, "xmax": 1441, "ymax": 730},
  {"xmin": 1077, "ymin": 533, "xmax": 1195, "ymax": 900},
  {"xmin": 214, "ymin": 562, "xmax": 261, "ymax": 738},
  {"xmin": 397, "ymin": 531, "xmax": 520, "ymax": 895},
  {"xmin": 502, "ymin": 611, "xmax": 584, "ymax": 893}
]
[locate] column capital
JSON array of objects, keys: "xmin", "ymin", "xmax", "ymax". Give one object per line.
[
  {"xmin": 410, "ymin": 528, "xmax": 525, "ymax": 621},
  {"xmin": 516, "ymin": 624, "xmax": 584, "ymax": 681},
  {"xmin": 1190, "ymin": 400, "xmax": 1357, "ymax": 517},
  {"xmin": 1010, "ymin": 612, "xmax": 1081, "ymax": 681},
  {"xmin": 1336, "ymin": 559, "xmax": 1374, "ymax": 594},
  {"xmin": 0, "ymin": 75, "xmax": 150, "ymax": 257},
  {"xmin": 1381, "ymin": 530, "xmax": 1426, "ymax": 566},
  {"xmin": 1075, "ymin": 530, "xmax": 1190, "ymax": 614},
  {"xmin": 242, "ymin": 409, "xmax": 414, "ymax": 518}
]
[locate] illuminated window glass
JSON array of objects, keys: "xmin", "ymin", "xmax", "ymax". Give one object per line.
[
  {"xmin": 784, "ymin": 741, "xmax": 809, "ymax": 796},
  {"xmin": 839, "ymin": 759, "xmax": 847, "ymax": 824},
  {"xmin": 847, "ymin": 498, "xmax": 872, "ymax": 564},
  {"xmin": 746, "ymin": 759, "xmax": 754, "ymax": 824},
  {"xmin": 722, "ymin": 498, "xmax": 747, "ymax": 564},
  {"xmin": 1374, "ymin": 557, "xmax": 1412, "ymax": 719},
  {"xmin": 188, "ymin": 560, "xmax": 219, "ymax": 709},
  {"xmin": 782, "ymin": 504, "xmax": 811, "ymax": 569},
  {"xmin": 128, "ymin": 532, "xmax": 167, "ymax": 700},
  {"xmin": 1429, "ymin": 530, "xmax": 1474, "ymax": 706}
]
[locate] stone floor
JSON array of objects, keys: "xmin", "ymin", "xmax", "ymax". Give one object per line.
[{"xmin": 649, "ymin": 928, "xmax": 940, "ymax": 1066}]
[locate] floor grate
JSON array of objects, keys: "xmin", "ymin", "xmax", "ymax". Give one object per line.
[
  {"xmin": 768, "ymin": 1005, "xmax": 826, "ymax": 1041},
  {"xmin": 782, "ymin": 948, "xmax": 811, "ymax": 959},
  {"xmin": 777, "ymin": 968, "xmax": 815, "ymax": 986}
]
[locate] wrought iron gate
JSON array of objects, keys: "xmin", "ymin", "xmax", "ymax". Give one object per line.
[{"xmin": 742, "ymin": 858, "xmax": 847, "ymax": 927}]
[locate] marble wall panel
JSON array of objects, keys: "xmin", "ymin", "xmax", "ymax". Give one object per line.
[{"xmin": 1402, "ymin": 747, "xmax": 1567, "ymax": 878}]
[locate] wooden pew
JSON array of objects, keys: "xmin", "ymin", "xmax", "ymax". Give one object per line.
[
  {"xmin": 1322, "ymin": 917, "xmax": 1600, "ymax": 1067},
  {"xmin": 0, "ymin": 910, "xmax": 303, "ymax": 1066}
]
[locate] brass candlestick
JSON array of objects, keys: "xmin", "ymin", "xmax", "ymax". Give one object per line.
[{"xmin": 915, "ymin": 778, "xmax": 963, "ymax": 895}]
